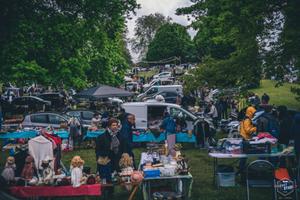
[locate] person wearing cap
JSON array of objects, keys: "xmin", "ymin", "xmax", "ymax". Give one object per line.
[{"xmin": 240, "ymin": 106, "xmax": 257, "ymax": 139}]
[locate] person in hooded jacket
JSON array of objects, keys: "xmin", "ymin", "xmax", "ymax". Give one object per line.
[{"xmin": 240, "ymin": 106, "xmax": 257, "ymax": 140}]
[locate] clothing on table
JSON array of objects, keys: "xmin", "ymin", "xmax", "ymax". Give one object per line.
[{"xmin": 28, "ymin": 135, "xmax": 54, "ymax": 170}]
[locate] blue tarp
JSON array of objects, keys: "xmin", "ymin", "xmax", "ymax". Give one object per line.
[
  {"xmin": 133, "ymin": 132, "xmax": 196, "ymax": 143},
  {"xmin": 53, "ymin": 130, "xmax": 69, "ymax": 139},
  {"xmin": 84, "ymin": 130, "xmax": 105, "ymax": 139},
  {"xmin": 133, "ymin": 132, "xmax": 166, "ymax": 142},
  {"xmin": 0, "ymin": 130, "xmax": 38, "ymax": 139}
]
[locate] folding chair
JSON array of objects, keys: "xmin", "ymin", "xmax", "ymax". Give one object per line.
[{"xmin": 246, "ymin": 160, "xmax": 277, "ymax": 200}]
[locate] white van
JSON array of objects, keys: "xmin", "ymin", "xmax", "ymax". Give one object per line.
[
  {"xmin": 137, "ymin": 85, "xmax": 182, "ymax": 100},
  {"xmin": 121, "ymin": 102, "xmax": 214, "ymax": 136}
]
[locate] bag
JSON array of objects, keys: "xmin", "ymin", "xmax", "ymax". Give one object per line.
[{"xmin": 257, "ymin": 113, "xmax": 280, "ymax": 138}]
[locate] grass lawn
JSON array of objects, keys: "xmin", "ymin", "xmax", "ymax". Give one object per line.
[
  {"xmin": 250, "ymin": 80, "xmax": 300, "ymax": 111},
  {"xmin": 57, "ymin": 144, "xmax": 272, "ymax": 200}
]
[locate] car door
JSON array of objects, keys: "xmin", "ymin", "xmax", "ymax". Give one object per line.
[
  {"xmin": 123, "ymin": 105, "xmax": 147, "ymax": 129},
  {"xmin": 147, "ymin": 105, "xmax": 167, "ymax": 129}
]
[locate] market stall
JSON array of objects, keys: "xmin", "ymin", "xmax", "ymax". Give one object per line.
[
  {"xmin": 209, "ymin": 134, "xmax": 295, "ymax": 188},
  {"xmin": 138, "ymin": 143, "xmax": 193, "ymax": 200}
]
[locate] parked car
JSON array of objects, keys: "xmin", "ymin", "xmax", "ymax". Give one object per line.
[
  {"xmin": 143, "ymin": 78, "xmax": 174, "ymax": 91},
  {"xmin": 137, "ymin": 85, "xmax": 183, "ymax": 100},
  {"xmin": 11, "ymin": 96, "xmax": 51, "ymax": 114},
  {"xmin": 153, "ymin": 72, "xmax": 172, "ymax": 79},
  {"xmin": 22, "ymin": 112, "xmax": 69, "ymax": 128},
  {"xmin": 144, "ymin": 91, "xmax": 179, "ymax": 104},
  {"xmin": 38, "ymin": 93, "xmax": 65, "ymax": 110},
  {"xmin": 65, "ymin": 110, "xmax": 97, "ymax": 126}
]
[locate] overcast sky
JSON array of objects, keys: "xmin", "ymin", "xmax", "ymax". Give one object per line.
[{"xmin": 126, "ymin": 0, "xmax": 196, "ymax": 62}]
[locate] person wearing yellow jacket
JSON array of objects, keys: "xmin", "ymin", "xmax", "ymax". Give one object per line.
[{"xmin": 240, "ymin": 106, "xmax": 257, "ymax": 140}]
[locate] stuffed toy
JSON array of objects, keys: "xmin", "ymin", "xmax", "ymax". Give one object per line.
[
  {"xmin": 21, "ymin": 156, "xmax": 36, "ymax": 181},
  {"xmin": 70, "ymin": 156, "xmax": 85, "ymax": 187},
  {"xmin": 41, "ymin": 159, "xmax": 54, "ymax": 185},
  {"xmin": 1, "ymin": 156, "xmax": 16, "ymax": 183}
]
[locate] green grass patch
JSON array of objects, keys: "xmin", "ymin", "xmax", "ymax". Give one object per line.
[{"xmin": 250, "ymin": 80, "xmax": 300, "ymax": 110}]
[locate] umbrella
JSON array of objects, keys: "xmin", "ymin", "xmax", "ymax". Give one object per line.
[{"xmin": 75, "ymin": 85, "xmax": 133, "ymax": 100}]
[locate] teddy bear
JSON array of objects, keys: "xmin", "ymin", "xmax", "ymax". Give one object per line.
[
  {"xmin": 70, "ymin": 156, "xmax": 85, "ymax": 187},
  {"xmin": 1, "ymin": 156, "xmax": 16, "ymax": 184}
]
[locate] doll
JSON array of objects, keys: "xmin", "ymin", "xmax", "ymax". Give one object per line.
[
  {"xmin": 41, "ymin": 159, "xmax": 54, "ymax": 185},
  {"xmin": 119, "ymin": 153, "xmax": 134, "ymax": 176},
  {"xmin": 21, "ymin": 156, "xmax": 35, "ymax": 180},
  {"xmin": 119, "ymin": 153, "xmax": 134, "ymax": 191},
  {"xmin": 1, "ymin": 156, "xmax": 16, "ymax": 183},
  {"xmin": 70, "ymin": 156, "xmax": 85, "ymax": 187}
]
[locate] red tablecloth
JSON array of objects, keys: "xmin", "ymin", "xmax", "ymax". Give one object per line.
[{"xmin": 10, "ymin": 184, "xmax": 101, "ymax": 198}]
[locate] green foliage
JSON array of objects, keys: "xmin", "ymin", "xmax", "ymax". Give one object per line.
[
  {"xmin": 131, "ymin": 13, "xmax": 171, "ymax": 60},
  {"xmin": 146, "ymin": 23, "xmax": 194, "ymax": 63},
  {"xmin": 177, "ymin": 0, "xmax": 283, "ymax": 90},
  {"xmin": 0, "ymin": 0, "xmax": 138, "ymax": 89},
  {"xmin": 11, "ymin": 60, "xmax": 48, "ymax": 85}
]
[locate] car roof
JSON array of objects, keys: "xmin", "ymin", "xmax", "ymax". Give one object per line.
[
  {"xmin": 13, "ymin": 96, "xmax": 45, "ymax": 101},
  {"xmin": 122, "ymin": 102, "xmax": 181, "ymax": 108}
]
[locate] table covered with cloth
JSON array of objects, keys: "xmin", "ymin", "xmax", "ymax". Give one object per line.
[
  {"xmin": 9, "ymin": 184, "xmax": 101, "ymax": 198},
  {"xmin": 133, "ymin": 132, "xmax": 196, "ymax": 143}
]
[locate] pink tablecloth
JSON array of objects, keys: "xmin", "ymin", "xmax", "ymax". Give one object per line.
[{"xmin": 10, "ymin": 184, "xmax": 101, "ymax": 198}]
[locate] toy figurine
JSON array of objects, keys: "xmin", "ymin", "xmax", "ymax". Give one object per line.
[
  {"xmin": 1, "ymin": 156, "xmax": 16, "ymax": 184},
  {"xmin": 41, "ymin": 158, "xmax": 54, "ymax": 185},
  {"xmin": 70, "ymin": 156, "xmax": 85, "ymax": 187}
]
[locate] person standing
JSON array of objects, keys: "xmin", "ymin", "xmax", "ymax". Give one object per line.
[
  {"xmin": 160, "ymin": 112, "xmax": 176, "ymax": 156},
  {"xmin": 120, "ymin": 114, "xmax": 136, "ymax": 168},
  {"xmin": 207, "ymin": 101, "xmax": 218, "ymax": 127},
  {"xmin": 95, "ymin": 118, "xmax": 127, "ymax": 183},
  {"xmin": 68, "ymin": 117, "xmax": 81, "ymax": 149}
]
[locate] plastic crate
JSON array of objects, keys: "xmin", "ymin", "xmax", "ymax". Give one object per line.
[
  {"xmin": 143, "ymin": 169, "xmax": 160, "ymax": 178},
  {"xmin": 217, "ymin": 172, "xmax": 235, "ymax": 187}
]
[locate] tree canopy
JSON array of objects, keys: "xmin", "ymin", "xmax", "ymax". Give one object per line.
[
  {"xmin": 177, "ymin": 0, "xmax": 300, "ymax": 94},
  {"xmin": 0, "ymin": 0, "xmax": 138, "ymax": 89},
  {"xmin": 131, "ymin": 13, "xmax": 171, "ymax": 60},
  {"xmin": 146, "ymin": 23, "xmax": 195, "ymax": 63}
]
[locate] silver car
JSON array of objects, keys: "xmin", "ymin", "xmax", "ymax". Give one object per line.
[{"xmin": 22, "ymin": 112, "xmax": 69, "ymax": 128}]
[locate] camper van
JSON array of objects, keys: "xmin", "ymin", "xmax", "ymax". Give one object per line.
[
  {"xmin": 121, "ymin": 102, "xmax": 215, "ymax": 139},
  {"xmin": 137, "ymin": 85, "xmax": 182, "ymax": 100}
]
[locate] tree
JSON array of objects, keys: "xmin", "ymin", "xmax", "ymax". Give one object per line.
[
  {"xmin": 131, "ymin": 13, "xmax": 171, "ymax": 60},
  {"xmin": 146, "ymin": 23, "xmax": 193, "ymax": 63},
  {"xmin": 177, "ymin": 0, "xmax": 282, "ymax": 90},
  {"xmin": 0, "ymin": 0, "xmax": 138, "ymax": 89}
]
